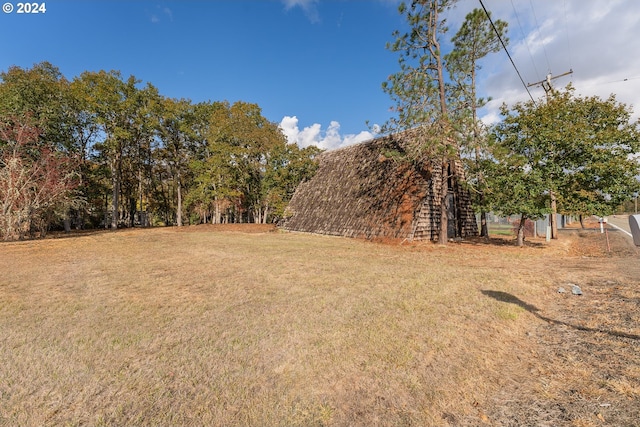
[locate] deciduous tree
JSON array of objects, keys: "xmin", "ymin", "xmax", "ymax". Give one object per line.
[
  {"xmin": 76, "ymin": 71, "xmax": 158, "ymax": 228},
  {"xmin": 0, "ymin": 62, "xmax": 74, "ymax": 151},
  {"xmin": 488, "ymin": 86, "xmax": 640, "ymax": 245},
  {"xmin": 0, "ymin": 117, "xmax": 79, "ymax": 240},
  {"xmin": 156, "ymin": 97, "xmax": 195, "ymax": 226},
  {"xmin": 483, "ymin": 137, "xmax": 549, "ymax": 246}
]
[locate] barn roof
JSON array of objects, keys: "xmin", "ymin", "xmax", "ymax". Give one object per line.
[{"xmin": 280, "ymin": 132, "xmax": 445, "ymax": 240}]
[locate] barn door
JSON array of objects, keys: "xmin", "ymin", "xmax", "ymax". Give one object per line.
[{"xmin": 446, "ymin": 192, "xmax": 457, "ymax": 238}]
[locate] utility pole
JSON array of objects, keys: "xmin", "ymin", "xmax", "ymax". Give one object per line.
[
  {"xmin": 527, "ymin": 70, "xmax": 573, "ymax": 240},
  {"xmin": 527, "ymin": 69, "xmax": 573, "ymax": 98}
]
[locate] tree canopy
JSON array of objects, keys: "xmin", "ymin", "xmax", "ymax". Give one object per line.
[
  {"xmin": 486, "ymin": 86, "xmax": 640, "ymax": 245},
  {"xmin": 0, "ymin": 62, "xmax": 320, "ymax": 239}
]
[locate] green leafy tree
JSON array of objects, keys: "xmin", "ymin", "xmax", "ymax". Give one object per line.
[
  {"xmin": 75, "ymin": 70, "xmax": 130, "ymax": 229},
  {"xmin": 0, "ymin": 62, "xmax": 100, "ymax": 229},
  {"xmin": 184, "ymin": 102, "xmax": 237, "ymax": 224},
  {"xmin": 156, "ymin": 97, "xmax": 197, "ymax": 226},
  {"xmin": 261, "ymin": 143, "xmax": 321, "ymax": 222},
  {"xmin": 489, "ymin": 86, "xmax": 640, "ymax": 244},
  {"xmin": 204, "ymin": 101, "xmax": 286, "ymax": 223},
  {"xmin": 555, "ymin": 91, "xmax": 640, "ymax": 220},
  {"xmin": 0, "ymin": 61, "xmax": 320, "ymax": 231},
  {"xmin": 66, "ymin": 77, "xmax": 103, "ymax": 227},
  {"xmin": 0, "ymin": 62, "xmax": 75, "ymax": 151},
  {"xmin": 120, "ymin": 82, "xmax": 160, "ymax": 227},
  {"xmin": 76, "ymin": 70, "xmax": 158, "ymax": 229},
  {"xmin": 483, "ymin": 138, "xmax": 549, "ymax": 246},
  {"xmin": 186, "ymin": 101, "xmax": 319, "ymax": 224}
]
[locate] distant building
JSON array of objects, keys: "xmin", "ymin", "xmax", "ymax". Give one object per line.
[{"xmin": 280, "ymin": 131, "xmax": 478, "ymax": 241}]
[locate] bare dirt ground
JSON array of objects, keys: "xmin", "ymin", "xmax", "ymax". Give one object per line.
[{"xmin": 471, "ymin": 223, "xmax": 640, "ymax": 427}]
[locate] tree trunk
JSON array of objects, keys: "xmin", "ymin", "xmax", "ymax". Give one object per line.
[
  {"xmin": 474, "ymin": 126, "xmax": 489, "ymax": 238},
  {"xmin": 550, "ymin": 191, "xmax": 558, "ymax": 239},
  {"xmin": 176, "ymin": 176, "xmax": 183, "ymax": 227},
  {"xmin": 430, "ymin": 2, "xmax": 447, "ymax": 118},
  {"xmin": 110, "ymin": 158, "xmax": 120, "ymax": 229},
  {"xmin": 213, "ymin": 198, "xmax": 220, "ymax": 224},
  {"xmin": 129, "ymin": 197, "xmax": 136, "ymax": 227},
  {"xmin": 138, "ymin": 165, "xmax": 144, "ymax": 223},
  {"xmin": 480, "ymin": 210, "xmax": 489, "ymax": 238},
  {"xmin": 579, "ymin": 214, "xmax": 585, "ymax": 229},
  {"xmin": 516, "ymin": 213, "xmax": 527, "ymax": 247}
]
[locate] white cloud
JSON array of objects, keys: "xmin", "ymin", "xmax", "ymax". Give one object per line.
[
  {"xmin": 149, "ymin": 6, "xmax": 173, "ymax": 24},
  {"xmin": 279, "ymin": 116, "xmax": 378, "ymax": 150},
  {"xmin": 163, "ymin": 7, "xmax": 173, "ymax": 21},
  {"xmin": 450, "ymin": 0, "xmax": 640, "ymax": 124},
  {"xmin": 281, "ymin": 0, "xmax": 320, "ymax": 23}
]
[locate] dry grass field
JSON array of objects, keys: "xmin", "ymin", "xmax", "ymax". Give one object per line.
[{"xmin": 0, "ymin": 222, "xmax": 638, "ymax": 426}]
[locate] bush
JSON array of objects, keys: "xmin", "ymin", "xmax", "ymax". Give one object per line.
[{"xmin": 0, "ymin": 117, "xmax": 79, "ymax": 240}]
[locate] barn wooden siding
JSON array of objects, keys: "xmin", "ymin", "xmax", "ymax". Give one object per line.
[{"xmin": 280, "ymin": 133, "xmax": 478, "ymax": 241}]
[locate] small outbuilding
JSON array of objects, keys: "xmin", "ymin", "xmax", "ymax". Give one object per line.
[{"xmin": 280, "ymin": 132, "xmax": 478, "ymax": 241}]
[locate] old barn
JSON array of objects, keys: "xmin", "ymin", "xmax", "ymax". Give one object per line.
[{"xmin": 280, "ymin": 132, "xmax": 478, "ymax": 241}]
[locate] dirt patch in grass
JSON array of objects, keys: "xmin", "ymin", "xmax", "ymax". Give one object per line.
[
  {"xmin": 469, "ymin": 228, "xmax": 640, "ymax": 427},
  {"xmin": 0, "ymin": 225, "xmax": 637, "ymax": 426}
]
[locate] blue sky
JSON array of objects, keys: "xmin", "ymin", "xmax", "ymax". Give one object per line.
[{"xmin": 1, "ymin": 0, "xmax": 639, "ymax": 149}]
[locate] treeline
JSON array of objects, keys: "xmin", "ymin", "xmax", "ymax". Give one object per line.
[{"xmin": 0, "ymin": 62, "xmax": 320, "ymax": 240}]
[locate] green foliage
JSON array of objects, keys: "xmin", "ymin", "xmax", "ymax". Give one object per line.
[
  {"xmin": 383, "ymin": 0, "xmax": 461, "ymax": 245},
  {"xmin": 261, "ymin": 143, "xmax": 321, "ymax": 221},
  {"xmin": 185, "ymin": 101, "xmax": 320, "ymax": 224},
  {"xmin": 74, "ymin": 70, "xmax": 161, "ymax": 228},
  {"xmin": 487, "ymin": 85, "xmax": 640, "ymax": 223},
  {"xmin": 482, "ymin": 144, "xmax": 550, "ymax": 221},
  {"xmin": 383, "ymin": 0, "xmax": 457, "ymax": 132},
  {"xmin": 383, "ymin": 1, "xmax": 509, "ymax": 242},
  {"xmin": 0, "ymin": 62, "xmax": 75, "ymax": 151},
  {"xmin": 0, "ymin": 62, "xmax": 320, "ymax": 236},
  {"xmin": 444, "ymin": 8, "xmax": 508, "ymax": 237},
  {"xmin": 445, "ymin": 8, "xmax": 507, "ymax": 121}
]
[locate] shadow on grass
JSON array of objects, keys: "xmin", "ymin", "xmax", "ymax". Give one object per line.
[
  {"xmin": 459, "ymin": 237, "xmax": 547, "ymax": 249},
  {"xmin": 44, "ymin": 228, "xmax": 134, "ymax": 240},
  {"xmin": 481, "ymin": 290, "xmax": 640, "ymax": 341}
]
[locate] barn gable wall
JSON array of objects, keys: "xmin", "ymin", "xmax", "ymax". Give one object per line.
[{"xmin": 280, "ymin": 134, "xmax": 478, "ymax": 241}]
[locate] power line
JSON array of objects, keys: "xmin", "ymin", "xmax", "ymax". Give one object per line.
[
  {"xmin": 478, "ymin": 0, "xmax": 536, "ymax": 103},
  {"xmin": 599, "ymin": 75, "xmax": 640, "ymax": 85},
  {"xmin": 562, "ymin": 0, "xmax": 574, "ymax": 71},
  {"xmin": 529, "ymin": 0, "xmax": 552, "ymax": 74},
  {"xmin": 511, "ymin": 0, "xmax": 540, "ymax": 82}
]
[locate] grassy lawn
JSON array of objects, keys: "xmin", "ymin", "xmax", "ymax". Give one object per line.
[
  {"xmin": 487, "ymin": 222, "xmax": 515, "ymax": 236},
  {"xmin": 0, "ymin": 225, "xmax": 638, "ymax": 426}
]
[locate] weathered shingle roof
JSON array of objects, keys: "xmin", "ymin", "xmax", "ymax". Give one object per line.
[{"xmin": 280, "ymin": 130, "xmax": 478, "ymax": 240}]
